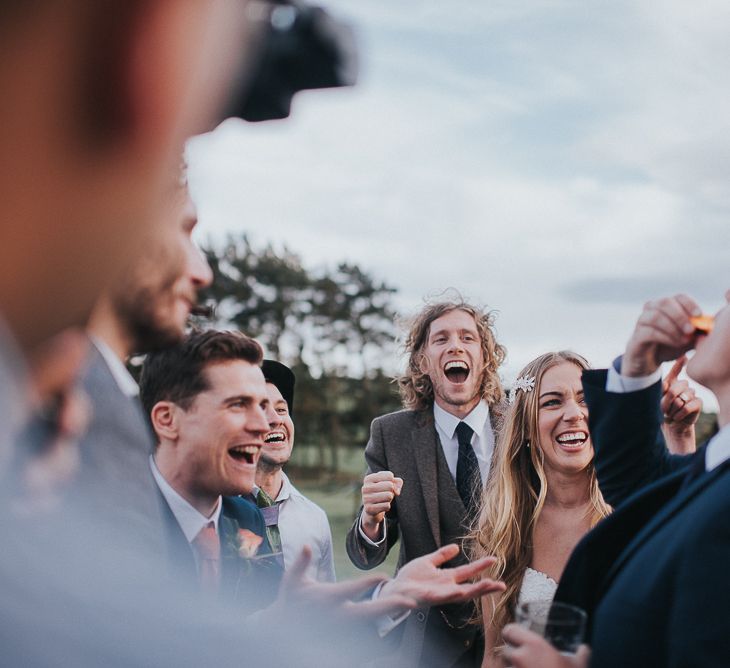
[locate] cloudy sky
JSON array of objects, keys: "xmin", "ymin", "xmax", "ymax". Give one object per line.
[{"xmin": 188, "ymin": 0, "xmax": 730, "ymax": 407}]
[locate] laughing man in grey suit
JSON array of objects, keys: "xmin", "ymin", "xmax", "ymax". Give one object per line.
[
  {"xmin": 346, "ymin": 298, "xmax": 507, "ymax": 668},
  {"xmin": 64, "ymin": 175, "xmax": 213, "ymax": 562}
]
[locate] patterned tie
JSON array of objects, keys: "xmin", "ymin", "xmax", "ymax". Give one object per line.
[
  {"xmin": 192, "ymin": 522, "xmax": 220, "ymax": 594},
  {"xmin": 455, "ymin": 421, "xmax": 481, "ymax": 515},
  {"xmin": 256, "ymin": 488, "xmax": 283, "ymax": 556}
]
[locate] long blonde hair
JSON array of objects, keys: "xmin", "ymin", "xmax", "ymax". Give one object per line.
[{"xmin": 468, "ymin": 351, "xmax": 611, "ymax": 636}]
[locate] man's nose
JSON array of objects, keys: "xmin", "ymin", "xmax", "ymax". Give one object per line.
[
  {"xmin": 264, "ymin": 402, "xmax": 279, "ymax": 429},
  {"xmin": 189, "ymin": 244, "xmax": 213, "ymax": 288},
  {"xmin": 248, "ymin": 406, "xmax": 271, "ymax": 435},
  {"xmin": 447, "ymin": 336, "xmax": 463, "ymax": 353}
]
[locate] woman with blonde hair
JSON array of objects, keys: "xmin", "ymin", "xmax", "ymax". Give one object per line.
[
  {"xmin": 470, "ymin": 351, "xmax": 606, "ymax": 667},
  {"xmin": 470, "ymin": 350, "xmax": 701, "ymax": 667}
]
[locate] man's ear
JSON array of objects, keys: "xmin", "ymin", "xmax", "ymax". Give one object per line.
[
  {"xmin": 150, "ymin": 401, "xmax": 179, "ymax": 442},
  {"xmin": 417, "ymin": 351, "xmax": 430, "ymax": 375}
]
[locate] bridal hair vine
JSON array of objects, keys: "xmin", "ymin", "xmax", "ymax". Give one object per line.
[{"xmin": 508, "ymin": 374, "xmax": 536, "ymax": 405}]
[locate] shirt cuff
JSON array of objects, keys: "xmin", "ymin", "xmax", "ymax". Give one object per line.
[
  {"xmin": 358, "ymin": 513, "xmax": 387, "ymax": 547},
  {"xmin": 605, "ymin": 356, "xmax": 663, "ymax": 393},
  {"xmin": 371, "ymin": 581, "xmax": 411, "ymax": 637}
]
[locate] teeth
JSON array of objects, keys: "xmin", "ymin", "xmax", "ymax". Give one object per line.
[
  {"xmin": 265, "ymin": 431, "xmax": 286, "ymax": 444},
  {"xmin": 444, "ymin": 361, "xmax": 469, "ymax": 371},
  {"xmin": 556, "ymin": 432, "xmax": 587, "ymax": 444},
  {"xmin": 230, "ymin": 445, "xmax": 260, "ymax": 454}
]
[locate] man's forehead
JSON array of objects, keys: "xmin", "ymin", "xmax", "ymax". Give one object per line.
[
  {"xmin": 429, "ymin": 309, "xmax": 479, "ymax": 333},
  {"xmin": 180, "ymin": 191, "xmax": 198, "ymax": 232},
  {"xmin": 265, "ymin": 381, "xmax": 286, "ymax": 403},
  {"xmin": 203, "ymin": 360, "xmax": 267, "ymax": 393}
]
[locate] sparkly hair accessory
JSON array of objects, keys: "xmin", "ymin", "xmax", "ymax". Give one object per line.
[{"xmin": 509, "ymin": 375, "xmax": 536, "ymax": 404}]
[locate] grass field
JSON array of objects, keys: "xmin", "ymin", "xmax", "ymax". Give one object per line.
[
  {"xmin": 296, "ymin": 477, "xmax": 400, "ymax": 581},
  {"xmin": 287, "ymin": 446, "xmax": 398, "ymax": 580}
]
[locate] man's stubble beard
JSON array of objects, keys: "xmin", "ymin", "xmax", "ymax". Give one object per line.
[
  {"xmin": 257, "ymin": 453, "xmax": 287, "ymax": 474},
  {"xmin": 432, "ymin": 377, "xmax": 482, "ymax": 410},
  {"xmin": 113, "ymin": 281, "xmax": 188, "ymax": 355}
]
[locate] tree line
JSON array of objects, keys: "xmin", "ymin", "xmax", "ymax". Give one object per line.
[
  {"xmin": 197, "ymin": 235, "xmax": 403, "ymax": 478},
  {"xmin": 186, "ymin": 234, "xmax": 718, "ymax": 478}
]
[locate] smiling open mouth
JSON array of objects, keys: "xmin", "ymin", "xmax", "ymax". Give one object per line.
[
  {"xmin": 444, "ymin": 360, "xmax": 470, "ymax": 384},
  {"xmin": 556, "ymin": 431, "xmax": 588, "ymax": 449},
  {"xmin": 264, "ymin": 431, "xmax": 286, "ymax": 444},
  {"xmin": 228, "ymin": 445, "xmax": 260, "ymax": 464}
]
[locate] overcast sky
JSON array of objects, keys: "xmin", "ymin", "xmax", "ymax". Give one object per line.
[{"xmin": 187, "ymin": 0, "xmax": 730, "ymax": 408}]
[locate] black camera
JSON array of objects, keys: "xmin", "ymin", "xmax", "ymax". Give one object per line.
[{"xmin": 228, "ymin": 0, "xmax": 358, "ymax": 122}]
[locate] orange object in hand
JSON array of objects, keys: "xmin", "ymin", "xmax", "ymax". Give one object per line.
[{"xmin": 690, "ymin": 314, "xmax": 714, "ymax": 334}]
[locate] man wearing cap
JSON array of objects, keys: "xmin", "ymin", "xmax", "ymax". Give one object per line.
[{"xmin": 256, "ymin": 360, "xmax": 336, "ymax": 582}]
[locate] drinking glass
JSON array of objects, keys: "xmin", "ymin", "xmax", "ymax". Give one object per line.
[{"xmin": 515, "ymin": 600, "xmax": 587, "ymax": 654}]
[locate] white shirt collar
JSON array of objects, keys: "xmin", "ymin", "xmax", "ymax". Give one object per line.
[
  {"xmin": 433, "ymin": 399, "xmax": 490, "ymax": 439},
  {"xmin": 90, "ymin": 335, "xmax": 139, "ymax": 398},
  {"xmin": 705, "ymin": 423, "xmax": 730, "ymax": 471},
  {"xmin": 149, "ymin": 456, "xmax": 221, "ymax": 542}
]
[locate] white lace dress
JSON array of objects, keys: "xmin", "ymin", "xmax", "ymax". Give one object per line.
[{"xmin": 517, "ymin": 567, "xmax": 558, "ymax": 606}]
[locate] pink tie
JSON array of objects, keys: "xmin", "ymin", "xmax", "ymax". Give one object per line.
[{"xmin": 192, "ymin": 522, "xmax": 220, "ymax": 594}]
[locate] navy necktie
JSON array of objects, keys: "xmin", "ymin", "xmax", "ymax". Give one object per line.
[{"xmin": 455, "ymin": 421, "xmax": 481, "ymax": 514}]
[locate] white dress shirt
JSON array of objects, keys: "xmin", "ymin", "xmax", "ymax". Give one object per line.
[
  {"xmin": 433, "ymin": 399, "xmax": 494, "ymax": 483},
  {"xmin": 254, "ymin": 472, "xmax": 335, "ymax": 582},
  {"xmin": 606, "ymin": 357, "xmax": 730, "ymax": 471},
  {"xmin": 150, "ymin": 456, "xmax": 222, "ymax": 570}
]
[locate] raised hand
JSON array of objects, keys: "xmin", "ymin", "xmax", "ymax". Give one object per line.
[
  {"xmin": 275, "ymin": 546, "xmax": 416, "ymax": 621},
  {"xmin": 661, "ymin": 356, "xmax": 701, "ymax": 454},
  {"xmin": 622, "ymin": 294, "xmax": 701, "ymax": 378},
  {"xmin": 360, "ymin": 470, "xmax": 403, "ymax": 540},
  {"xmin": 378, "ymin": 543, "xmax": 505, "ymax": 607}
]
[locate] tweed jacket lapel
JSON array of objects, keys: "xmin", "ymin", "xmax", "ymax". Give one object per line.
[
  {"xmin": 412, "ymin": 414, "xmax": 442, "ymax": 548},
  {"xmin": 411, "ymin": 403, "xmax": 503, "ymax": 549}
]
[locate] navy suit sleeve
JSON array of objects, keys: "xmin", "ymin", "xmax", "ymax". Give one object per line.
[
  {"xmin": 583, "ymin": 369, "xmax": 693, "ymax": 507},
  {"xmin": 345, "ymin": 417, "xmax": 399, "ymax": 570}
]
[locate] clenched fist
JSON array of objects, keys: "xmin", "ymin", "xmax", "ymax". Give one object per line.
[{"xmin": 360, "ymin": 471, "xmax": 403, "ymax": 541}]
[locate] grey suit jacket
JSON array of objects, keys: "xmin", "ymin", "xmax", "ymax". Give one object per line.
[
  {"xmin": 66, "ymin": 344, "xmax": 167, "ymax": 563},
  {"xmin": 345, "ymin": 407, "xmax": 500, "ymax": 668}
]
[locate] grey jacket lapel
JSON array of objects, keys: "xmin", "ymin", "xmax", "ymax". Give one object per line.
[{"xmin": 412, "ymin": 417, "xmax": 442, "ymax": 548}]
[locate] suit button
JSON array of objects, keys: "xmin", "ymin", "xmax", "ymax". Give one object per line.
[
  {"xmin": 464, "ymin": 639, "xmax": 471, "ymax": 648},
  {"xmin": 416, "ymin": 612, "xmax": 426, "ymax": 622}
]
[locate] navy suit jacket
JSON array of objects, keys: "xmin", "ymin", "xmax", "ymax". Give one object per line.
[
  {"xmin": 161, "ymin": 495, "xmax": 282, "ymax": 610},
  {"xmin": 555, "ymin": 369, "xmax": 730, "ymax": 667}
]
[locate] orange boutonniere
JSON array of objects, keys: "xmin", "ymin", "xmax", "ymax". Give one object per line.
[{"xmin": 237, "ymin": 529, "xmax": 263, "ymax": 559}]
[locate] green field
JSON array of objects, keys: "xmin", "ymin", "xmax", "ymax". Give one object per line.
[
  {"xmin": 287, "ymin": 447, "xmax": 398, "ymax": 580},
  {"xmin": 296, "ymin": 477, "xmax": 400, "ymax": 581}
]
